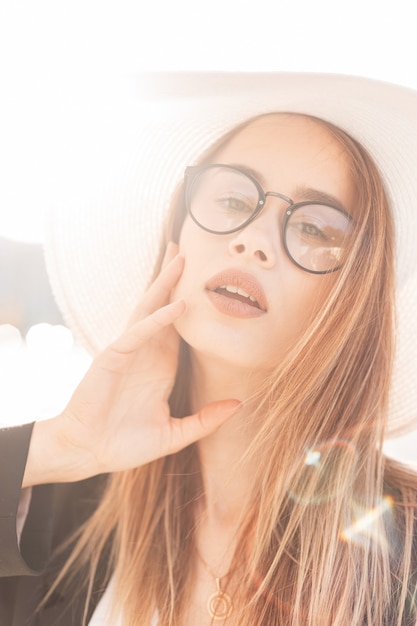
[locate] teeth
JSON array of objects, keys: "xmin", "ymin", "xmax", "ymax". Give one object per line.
[{"xmin": 220, "ymin": 285, "xmax": 257, "ymax": 303}]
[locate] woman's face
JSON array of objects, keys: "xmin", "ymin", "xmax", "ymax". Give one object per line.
[{"xmin": 172, "ymin": 114, "xmax": 355, "ymax": 372}]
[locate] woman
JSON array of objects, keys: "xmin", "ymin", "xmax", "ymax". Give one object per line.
[{"xmin": 1, "ymin": 73, "xmax": 417, "ymax": 625}]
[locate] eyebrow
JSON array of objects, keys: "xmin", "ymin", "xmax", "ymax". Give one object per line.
[
  {"xmin": 226, "ymin": 163, "xmax": 349, "ymax": 214},
  {"xmin": 294, "ymin": 185, "xmax": 349, "ymax": 213}
]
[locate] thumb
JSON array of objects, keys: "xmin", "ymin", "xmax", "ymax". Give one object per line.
[{"xmin": 167, "ymin": 400, "xmax": 241, "ymax": 452}]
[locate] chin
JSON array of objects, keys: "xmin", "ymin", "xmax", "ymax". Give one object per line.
[{"xmin": 175, "ymin": 321, "xmax": 279, "ymax": 374}]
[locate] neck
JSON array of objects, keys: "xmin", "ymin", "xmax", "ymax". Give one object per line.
[{"xmin": 187, "ymin": 349, "xmax": 266, "ymax": 527}]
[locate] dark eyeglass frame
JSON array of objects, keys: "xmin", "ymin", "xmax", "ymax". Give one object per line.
[{"xmin": 184, "ymin": 164, "xmax": 353, "ymax": 275}]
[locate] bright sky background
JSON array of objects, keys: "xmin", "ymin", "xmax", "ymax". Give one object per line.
[{"xmin": 0, "ymin": 0, "xmax": 416, "ymax": 242}]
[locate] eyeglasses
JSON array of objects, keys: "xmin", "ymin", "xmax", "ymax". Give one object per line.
[{"xmin": 184, "ymin": 164, "xmax": 354, "ymax": 274}]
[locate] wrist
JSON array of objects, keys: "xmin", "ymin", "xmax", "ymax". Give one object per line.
[{"xmin": 22, "ymin": 416, "xmax": 97, "ymax": 487}]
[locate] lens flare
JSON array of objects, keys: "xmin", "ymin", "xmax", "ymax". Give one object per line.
[
  {"xmin": 340, "ymin": 496, "xmax": 394, "ymax": 547},
  {"xmin": 305, "ymin": 449, "xmax": 322, "ymax": 467},
  {"xmin": 287, "ymin": 439, "xmax": 358, "ymax": 505}
]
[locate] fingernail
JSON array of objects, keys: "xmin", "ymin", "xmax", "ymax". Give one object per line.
[{"xmin": 169, "ymin": 253, "xmax": 184, "ymax": 269}]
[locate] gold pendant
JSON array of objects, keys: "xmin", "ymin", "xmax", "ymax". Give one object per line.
[{"xmin": 207, "ymin": 578, "xmax": 233, "ymax": 620}]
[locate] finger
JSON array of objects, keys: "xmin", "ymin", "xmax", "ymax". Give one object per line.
[
  {"xmin": 128, "ymin": 254, "xmax": 185, "ymax": 326},
  {"xmin": 110, "ymin": 299, "xmax": 186, "ymax": 354},
  {"xmin": 161, "ymin": 241, "xmax": 179, "ymax": 270},
  {"xmin": 166, "ymin": 400, "xmax": 242, "ymax": 453},
  {"xmin": 140, "ymin": 254, "xmax": 184, "ymax": 316}
]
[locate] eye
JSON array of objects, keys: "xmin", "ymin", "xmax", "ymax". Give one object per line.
[
  {"xmin": 215, "ymin": 194, "xmax": 254, "ymax": 214},
  {"xmin": 288, "ymin": 219, "xmax": 328, "ymax": 242},
  {"xmin": 298, "ymin": 222, "xmax": 327, "ymax": 240}
]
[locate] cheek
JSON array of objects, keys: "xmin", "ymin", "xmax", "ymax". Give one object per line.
[
  {"xmin": 277, "ymin": 274, "xmax": 335, "ymax": 336},
  {"xmin": 177, "ymin": 216, "xmax": 196, "ymax": 253},
  {"xmin": 170, "ymin": 220, "xmax": 199, "ymax": 301},
  {"xmin": 171, "ymin": 222, "xmax": 215, "ymax": 306},
  {"xmin": 174, "ymin": 218, "xmax": 225, "ymax": 299}
]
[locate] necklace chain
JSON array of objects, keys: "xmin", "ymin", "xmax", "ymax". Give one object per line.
[{"xmin": 197, "ymin": 551, "xmax": 233, "ymax": 621}]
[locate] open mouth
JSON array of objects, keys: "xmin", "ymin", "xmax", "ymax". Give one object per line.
[
  {"xmin": 205, "ymin": 270, "xmax": 268, "ymax": 315},
  {"xmin": 214, "ymin": 284, "xmax": 262, "ymax": 309}
]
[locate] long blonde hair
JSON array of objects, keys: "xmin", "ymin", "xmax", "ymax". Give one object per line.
[{"xmin": 50, "ymin": 114, "xmax": 417, "ymax": 625}]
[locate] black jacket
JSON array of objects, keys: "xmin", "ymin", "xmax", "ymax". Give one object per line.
[{"xmin": 0, "ymin": 423, "xmax": 108, "ymax": 625}]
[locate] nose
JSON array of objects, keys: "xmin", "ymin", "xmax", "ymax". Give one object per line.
[{"xmin": 228, "ymin": 202, "xmax": 281, "ymax": 268}]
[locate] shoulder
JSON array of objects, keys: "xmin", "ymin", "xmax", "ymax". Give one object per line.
[
  {"xmin": 0, "ymin": 473, "xmax": 109, "ymax": 625},
  {"xmin": 383, "ymin": 456, "xmax": 417, "ymax": 522},
  {"xmin": 383, "ymin": 455, "xmax": 417, "ymax": 553}
]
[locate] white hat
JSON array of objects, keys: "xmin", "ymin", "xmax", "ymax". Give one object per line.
[{"xmin": 44, "ymin": 72, "xmax": 417, "ymax": 436}]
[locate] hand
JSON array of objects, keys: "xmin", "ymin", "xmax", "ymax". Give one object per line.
[{"xmin": 23, "ymin": 243, "xmax": 240, "ymax": 486}]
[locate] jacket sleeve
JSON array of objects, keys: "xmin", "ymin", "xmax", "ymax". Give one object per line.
[{"xmin": 0, "ymin": 422, "xmax": 53, "ymax": 576}]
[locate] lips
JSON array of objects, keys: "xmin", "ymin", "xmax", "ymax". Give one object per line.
[{"xmin": 205, "ymin": 270, "xmax": 268, "ymax": 316}]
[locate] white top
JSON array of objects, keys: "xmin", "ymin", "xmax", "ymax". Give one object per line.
[
  {"xmin": 88, "ymin": 578, "xmax": 123, "ymax": 625},
  {"xmin": 89, "ymin": 576, "xmax": 159, "ymax": 626}
]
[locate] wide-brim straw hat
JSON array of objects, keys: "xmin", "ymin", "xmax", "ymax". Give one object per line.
[{"xmin": 44, "ymin": 72, "xmax": 417, "ymax": 437}]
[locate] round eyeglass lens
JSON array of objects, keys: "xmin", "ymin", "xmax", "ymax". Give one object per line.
[
  {"xmin": 284, "ymin": 204, "xmax": 353, "ymax": 273},
  {"xmin": 188, "ymin": 166, "xmax": 260, "ymax": 233}
]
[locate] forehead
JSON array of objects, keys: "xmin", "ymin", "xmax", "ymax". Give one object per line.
[
  {"xmin": 217, "ymin": 112, "xmax": 347, "ymax": 155},
  {"xmin": 211, "ymin": 113, "xmax": 355, "ymax": 211}
]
